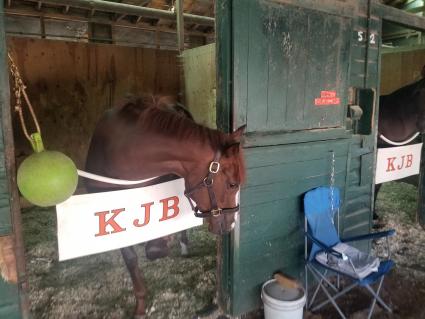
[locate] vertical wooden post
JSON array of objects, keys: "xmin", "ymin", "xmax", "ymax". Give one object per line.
[
  {"xmin": 216, "ymin": 0, "xmax": 233, "ymax": 314},
  {"xmin": 418, "ymin": 135, "xmax": 425, "ymax": 227},
  {"xmin": 176, "ymin": 0, "xmax": 185, "ymax": 54},
  {"xmin": 0, "ymin": 1, "xmax": 30, "ymax": 317},
  {"xmin": 175, "ymin": 0, "xmax": 186, "ymax": 104},
  {"xmin": 216, "ymin": 0, "xmax": 232, "ymax": 133}
]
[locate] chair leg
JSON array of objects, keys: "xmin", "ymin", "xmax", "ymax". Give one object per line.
[
  {"xmin": 307, "ymin": 266, "xmax": 326, "ymax": 309},
  {"xmin": 305, "ymin": 263, "xmax": 309, "ymax": 311},
  {"xmin": 307, "ymin": 266, "xmax": 339, "ymax": 309},
  {"xmin": 365, "ymin": 277, "xmax": 392, "ymax": 319},
  {"xmin": 312, "ymin": 281, "xmax": 357, "ymax": 312},
  {"xmin": 308, "ymin": 266, "xmax": 347, "ymax": 319},
  {"xmin": 309, "ymin": 266, "xmax": 338, "ymax": 293}
]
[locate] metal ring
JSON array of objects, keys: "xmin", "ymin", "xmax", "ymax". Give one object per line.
[
  {"xmin": 203, "ymin": 177, "xmax": 213, "ymax": 186},
  {"xmin": 211, "ymin": 208, "xmax": 222, "ymax": 217}
]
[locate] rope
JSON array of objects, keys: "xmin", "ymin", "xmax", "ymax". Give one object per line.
[
  {"xmin": 77, "ymin": 169, "xmax": 160, "ymax": 185},
  {"xmin": 7, "ymin": 52, "xmax": 163, "ymax": 187},
  {"xmin": 329, "ymin": 150, "xmax": 336, "ymax": 220},
  {"xmin": 379, "ymin": 132, "xmax": 420, "ymax": 146},
  {"xmin": 8, "ymin": 52, "xmax": 42, "ymax": 144}
]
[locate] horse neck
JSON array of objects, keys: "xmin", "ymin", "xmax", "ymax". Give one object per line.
[{"xmin": 139, "ymin": 133, "xmax": 218, "ymax": 180}]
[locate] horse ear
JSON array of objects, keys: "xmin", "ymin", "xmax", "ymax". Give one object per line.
[{"xmin": 231, "ymin": 125, "xmax": 246, "ymax": 143}]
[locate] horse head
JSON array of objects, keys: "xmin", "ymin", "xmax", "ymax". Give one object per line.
[{"xmin": 184, "ymin": 126, "xmax": 246, "ymax": 235}]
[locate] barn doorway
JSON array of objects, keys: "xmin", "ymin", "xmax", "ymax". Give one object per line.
[
  {"xmin": 377, "ymin": 18, "xmax": 425, "ymax": 224},
  {"xmin": 3, "ymin": 1, "xmax": 223, "ymax": 318}
]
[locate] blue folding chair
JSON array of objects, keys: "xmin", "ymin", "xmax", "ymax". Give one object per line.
[{"xmin": 304, "ymin": 186, "xmax": 395, "ymax": 319}]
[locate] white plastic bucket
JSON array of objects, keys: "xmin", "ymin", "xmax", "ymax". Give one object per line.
[{"xmin": 261, "ymin": 279, "xmax": 306, "ymax": 319}]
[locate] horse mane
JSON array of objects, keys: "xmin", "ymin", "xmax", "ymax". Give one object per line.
[
  {"xmin": 387, "ymin": 75, "xmax": 425, "ymax": 101},
  {"xmin": 116, "ymin": 96, "xmax": 246, "ymax": 183},
  {"xmin": 116, "ymin": 95, "xmax": 246, "ymax": 183}
]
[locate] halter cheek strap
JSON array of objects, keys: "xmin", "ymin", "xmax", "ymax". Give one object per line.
[{"xmin": 184, "ymin": 150, "xmax": 240, "ymax": 218}]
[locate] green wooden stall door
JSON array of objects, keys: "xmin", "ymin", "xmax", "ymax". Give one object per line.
[
  {"xmin": 234, "ymin": 1, "xmax": 351, "ymax": 132},
  {"xmin": 217, "ymin": 0, "xmax": 379, "ymax": 316}
]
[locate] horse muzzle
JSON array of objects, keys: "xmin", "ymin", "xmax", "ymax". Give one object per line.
[{"xmin": 207, "ymin": 212, "xmax": 239, "ymax": 235}]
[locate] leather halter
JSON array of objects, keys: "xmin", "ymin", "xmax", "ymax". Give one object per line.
[{"xmin": 184, "ymin": 150, "xmax": 240, "ymax": 218}]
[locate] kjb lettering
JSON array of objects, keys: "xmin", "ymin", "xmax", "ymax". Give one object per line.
[
  {"xmin": 386, "ymin": 154, "xmax": 413, "ymax": 172},
  {"xmin": 94, "ymin": 196, "xmax": 180, "ymax": 237}
]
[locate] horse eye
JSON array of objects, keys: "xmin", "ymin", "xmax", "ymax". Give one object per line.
[{"xmin": 229, "ymin": 182, "xmax": 239, "ymax": 189}]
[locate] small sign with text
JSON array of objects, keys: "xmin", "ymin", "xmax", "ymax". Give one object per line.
[
  {"xmin": 375, "ymin": 143, "xmax": 423, "ymax": 184},
  {"xmin": 56, "ymin": 178, "xmax": 202, "ymax": 261},
  {"xmin": 314, "ymin": 90, "xmax": 341, "ymax": 106}
]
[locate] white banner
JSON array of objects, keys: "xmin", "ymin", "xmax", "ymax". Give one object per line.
[
  {"xmin": 375, "ymin": 143, "xmax": 423, "ymax": 184},
  {"xmin": 56, "ymin": 178, "xmax": 202, "ymax": 261}
]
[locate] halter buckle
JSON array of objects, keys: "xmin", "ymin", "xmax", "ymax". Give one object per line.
[
  {"xmin": 211, "ymin": 208, "xmax": 222, "ymax": 217},
  {"xmin": 209, "ymin": 161, "xmax": 220, "ymax": 174}
]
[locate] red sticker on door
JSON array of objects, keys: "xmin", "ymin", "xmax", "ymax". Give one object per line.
[{"xmin": 315, "ymin": 91, "xmax": 340, "ymax": 106}]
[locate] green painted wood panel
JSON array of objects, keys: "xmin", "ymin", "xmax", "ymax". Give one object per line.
[
  {"xmin": 181, "ymin": 44, "xmax": 217, "ymax": 128},
  {"xmin": 0, "ymin": 1, "xmax": 22, "ymax": 318},
  {"xmin": 235, "ymin": 0, "xmax": 352, "ymax": 133},
  {"xmin": 216, "ymin": 0, "xmax": 232, "ymax": 132},
  {"xmin": 226, "ymin": 141, "xmax": 349, "ymax": 315},
  {"xmin": 0, "ymin": 10, "xmax": 11, "ymax": 235},
  {"xmin": 0, "ymin": 280, "xmax": 21, "ymax": 319},
  {"xmin": 216, "ymin": 0, "xmax": 380, "ymax": 316}
]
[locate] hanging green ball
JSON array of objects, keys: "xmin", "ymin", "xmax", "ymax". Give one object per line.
[{"xmin": 17, "ymin": 134, "xmax": 78, "ymax": 207}]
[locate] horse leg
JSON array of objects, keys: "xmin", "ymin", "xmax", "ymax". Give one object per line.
[
  {"xmin": 145, "ymin": 238, "xmax": 170, "ymax": 260},
  {"xmin": 121, "ymin": 246, "xmax": 147, "ymax": 319},
  {"xmin": 373, "ymin": 183, "xmax": 382, "ymax": 220},
  {"xmin": 179, "ymin": 230, "xmax": 189, "ymax": 256}
]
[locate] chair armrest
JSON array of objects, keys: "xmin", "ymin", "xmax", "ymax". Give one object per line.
[
  {"xmin": 341, "ymin": 229, "xmax": 395, "ymax": 243},
  {"xmin": 304, "ymin": 232, "xmax": 343, "ymax": 259}
]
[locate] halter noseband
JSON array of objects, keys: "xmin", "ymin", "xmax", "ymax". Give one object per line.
[{"xmin": 184, "ymin": 150, "xmax": 240, "ymax": 218}]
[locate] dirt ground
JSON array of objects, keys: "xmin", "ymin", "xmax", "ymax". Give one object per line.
[{"xmin": 22, "ymin": 181, "xmax": 425, "ymax": 319}]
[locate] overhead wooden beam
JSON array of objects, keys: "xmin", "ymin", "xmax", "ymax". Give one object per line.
[
  {"xmin": 24, "ymin": 0, "xmax": 215, "ymax": 26},
  {"xmin": 407, "ymin": 5, "xmax": 425, "ymax": 13},
  {"xmin": 116, "ymin": 14, "xmax": 126, "ymax": 22},
  {"xmin": 5, "ymin": 7, "xmax": 210, "ymax": 37},
  {"xmin": 140, "ymin": 0, "xmax": 151, "ymax": 6},
  {"xmin": 374, "ymin": 0, "xmax": 425, "ymax": 30}
]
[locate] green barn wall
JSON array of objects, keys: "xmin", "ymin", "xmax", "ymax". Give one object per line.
[
  {"xmin": 0, "ymin": 1, "xmax": 22, "ymax": 318},
  {"xmin": 217, "ymin": 0, "xmax": 380, "ymax": 315}
]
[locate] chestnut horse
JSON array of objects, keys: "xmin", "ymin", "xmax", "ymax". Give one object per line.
[
  {"xmin": 84, "ymin": 95, "xmax": 245, "ymax": 318},
  {"xmin": 143, "ymin": 97, "xmax": 194, "ymax": 260},
  {"xmin": 374, "ymin": 66, "xmax": 425, "ymax": 219}
]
